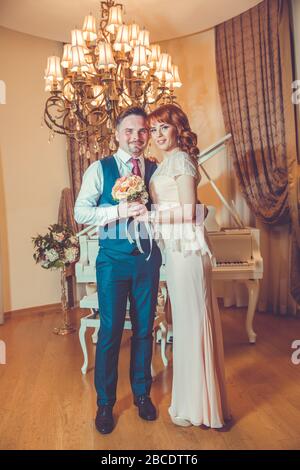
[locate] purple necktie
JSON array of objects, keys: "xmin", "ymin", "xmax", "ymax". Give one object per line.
[{"xmin": 131, "ymin": 157, "xmax": 141, "ymax": 177}]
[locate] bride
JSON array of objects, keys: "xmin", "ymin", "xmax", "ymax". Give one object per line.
[{"xmin": 139, "ymin": 104, "xmax": 231, "ymax": 428}]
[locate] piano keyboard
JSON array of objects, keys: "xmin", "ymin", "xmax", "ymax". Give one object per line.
[{"xmin": 216, "ymin": 261, "xmax": 249, "ymax": 266}]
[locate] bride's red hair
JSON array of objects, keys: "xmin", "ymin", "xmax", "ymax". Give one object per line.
[{"xmin": 147, "ymin": 104, "xmax": 200, "ymax": 163}]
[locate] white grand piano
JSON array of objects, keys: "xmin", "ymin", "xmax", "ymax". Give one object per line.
[
  {"xmin": 75, "ymin": 134, "xmax": 263, "ymax": 372},
  {"xmin": 197, "ymin": 135, "xmax": 263, "ymax": 344}
]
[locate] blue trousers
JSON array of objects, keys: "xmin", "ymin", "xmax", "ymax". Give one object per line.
[{"xmin": 95, "ymin": 246, "xmax": 162, "ymax": 406}]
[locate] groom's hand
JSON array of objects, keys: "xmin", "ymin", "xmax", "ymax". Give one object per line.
[{"xmin": 118, "ymin": 201, "xmax": 147, "ymax": 218}]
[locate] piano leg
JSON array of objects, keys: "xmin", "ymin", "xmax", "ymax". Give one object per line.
[
  {"xmin": 92, "ymin": 325, "xmax": 100, "ymax": 344},
  {"xmin": 79, "ymin": 318, "xmax": 88, "ymax": 374},
  {"xmin": 159, "ymin": 320, "xmax": 168, "ymax": 367},
  {"xmin": 244, "ymin": 279, "xmax": 260, "ymax": 344},
  {"xmin": 157, "ymin": 282, "xmax": 169, "ymax": 367}
]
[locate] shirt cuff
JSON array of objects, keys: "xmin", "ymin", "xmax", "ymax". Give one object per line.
[{"xmin": 102, "ymin": 205, "xmax": 119, "ymax": 224}]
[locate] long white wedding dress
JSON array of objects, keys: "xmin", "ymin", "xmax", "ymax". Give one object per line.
[{"xmin": 149, "ymin": 148, "xmax": 231, "ymax": 428}]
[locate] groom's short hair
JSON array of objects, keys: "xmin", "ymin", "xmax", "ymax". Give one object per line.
[{"xmin": 116, "ymin": 106, "xmax": 147, "ymax": 129}]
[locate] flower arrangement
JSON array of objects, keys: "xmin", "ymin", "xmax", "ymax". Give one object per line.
[
  {"xmin": 32, "ymin": 224, "xmax": 79, "ymax": 270},
  {"xmin": 112, "ymin": 175, "xmax": 148, "ymax": 205},
  {"xmin": 111, "ymin": 175, "xmax": 153, "ymax": 260}
]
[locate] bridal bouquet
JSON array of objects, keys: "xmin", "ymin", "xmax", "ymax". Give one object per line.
[
  {"xmin": 112, "ymin": 175, "xmax": 152, "ymax": 260},
  {"xmin": 32, "ymin": 224, "xmax": 79, "ymax": 270},
  {"xmin": 112, "ymin": 175, "xmax": 148, "ymax": 204}
]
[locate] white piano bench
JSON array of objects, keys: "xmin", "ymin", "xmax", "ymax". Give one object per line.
[{"xmin": 79, "ymin": 285, "xmax": 169, "ymax": 375}]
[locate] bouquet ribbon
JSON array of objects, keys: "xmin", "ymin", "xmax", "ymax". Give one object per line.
[{"xmin": 125, "ymin": 218, "xmax": 153, "ymax": 261}]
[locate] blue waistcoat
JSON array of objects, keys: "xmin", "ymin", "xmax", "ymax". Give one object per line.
[{"xmin": 97, "ymin": 155, "xmax": 157, "ymax": 254}]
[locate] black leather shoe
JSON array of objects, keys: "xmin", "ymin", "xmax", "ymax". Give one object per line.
[
  {"xmin": 134, "ymin": 395, "xmax": 157, "ymax": 421},
  {"xmin": 95, "ymin": 405, "xmax": 114, "ymax": 434}
]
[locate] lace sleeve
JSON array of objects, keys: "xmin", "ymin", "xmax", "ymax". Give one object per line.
[{"xmin": 165, "ymin": 150, "xmax": 198, "ymax": 179}]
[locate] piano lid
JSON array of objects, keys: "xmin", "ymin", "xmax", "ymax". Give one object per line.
[{"xmin": 197, "ymin": 134, "xmax": 245, "ymax": 229}]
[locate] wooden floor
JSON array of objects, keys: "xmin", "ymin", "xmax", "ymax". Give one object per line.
[{"xmin": 0, "ymin": 304, "xmax": 300, "ymax": 450}]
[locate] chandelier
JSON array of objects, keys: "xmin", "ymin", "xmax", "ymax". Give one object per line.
[{"xmin": 43, "ymin": 0, "xmax": 182, "ymax": 158}]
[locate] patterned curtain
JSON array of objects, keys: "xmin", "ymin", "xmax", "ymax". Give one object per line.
[
  {"xmin": 67, "ymin": 138, "xmax": 99, "ymax": 202},
  {"xmin": 215, "ymin": 0, "xmax": 300, "ymax": 305},
  {"xmin": 57, "ymin": 187, "xmax": 80, "ymax": 234},
  {"xmin": 57, "ymin": 138, "xmax": 99, "ymax": 233}
]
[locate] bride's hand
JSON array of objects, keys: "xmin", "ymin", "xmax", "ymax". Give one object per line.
[{"xmin": 134, "ymin": 208, "xmax": 150, "ymax": 222}]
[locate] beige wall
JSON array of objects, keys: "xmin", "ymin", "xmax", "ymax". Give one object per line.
[
  {"xmin": 0, "ymin": 26, "xmax": 69, "ymax": 312},
  {"xmin": 158, "ymin": 29, "xmax": 232, "ymax": 226}
]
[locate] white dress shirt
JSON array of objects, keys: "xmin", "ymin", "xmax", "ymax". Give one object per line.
[{"xmin": 74, "ymin": 148, "xmax": 145, "ymax": 226}]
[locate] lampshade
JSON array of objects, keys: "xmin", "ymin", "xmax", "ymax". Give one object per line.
[
  {"xmin": 113, "ymin": 25, "xmax": 131, "ymax": 53},
  {"xmin": 96, "ymin": 42, "xmax": 117, "ymax": 69},
  {"xmin": 154, "ymin": 53, "xmax": 172, "ymax": 80},
  {"xmin": 61, "ymin": 44, "xmax": 72, "ymax": 69},
  {"xmin": 106, "ymin": 5, "xmax": 123, "ymax": 34},
  {"xmin": 148, "ymin": 44, "xmax": 161, "ymax": 68},
  {"xmin": 82, "ymin": 15, "xmax": 97, "ymax": 42},
  {"xmin": 44, "ymin": 56, "xmax": 63, "ymax": 81},
  {"xmin": 70, "ymin": 46, "xmax": 89, "ymax": 73},
  {"xmin": 168, "ymin": 65, "xmax": 182, "ymax": 88},
  {"xmin": 130, "ymin": 45, "xmax": 149, "ymax": 73},
  {"xmin": 138, "ymin": 29, "xmax": 151, "ymax": 55},
  {"xmin": 71, "ymin": 29, "xmax": 89, "ymax": 53},
  {"xmin": 129, "ymin": 22, "xmax": 140, "ymax": 47}
]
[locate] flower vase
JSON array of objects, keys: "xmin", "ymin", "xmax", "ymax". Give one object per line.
[{"xmin": 53, "ymin": 266, "xmax": 76, "ymax": 335}]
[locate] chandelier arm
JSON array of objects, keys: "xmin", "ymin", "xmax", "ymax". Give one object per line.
[
  {"xmin": 44, "ymin": 103, "xmax": 69, "ymax": 134},
  {"xmin": 44, "ymin": 111, "xmax": 66, "ymax": 136},
  {"xmin": 85, "ymin": 109, "xmax": 109, "ymax": 127},
  {"xmin": 61, "ymin": 80, "xmax": 75, "ymax": 105},
  {"xmin": 45, "ymin": 98, "xmax": 89, "ymax": 137}
]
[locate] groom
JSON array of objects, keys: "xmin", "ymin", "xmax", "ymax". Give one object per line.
[{"xmin": 74, "ymin": 107, "xmax": 161, "ymax": 434}]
